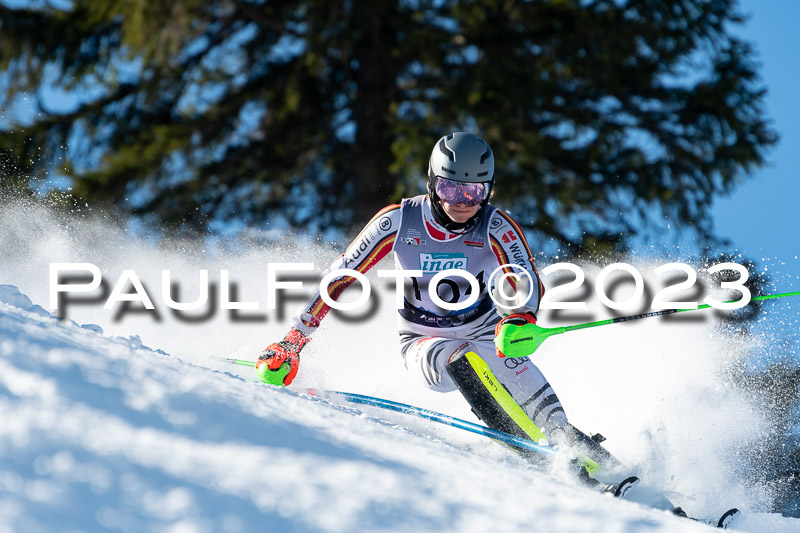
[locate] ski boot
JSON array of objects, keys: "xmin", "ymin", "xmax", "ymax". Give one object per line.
[{"xmin": 601, "ymin": 476, "xmax": 641, "ymax": 498}]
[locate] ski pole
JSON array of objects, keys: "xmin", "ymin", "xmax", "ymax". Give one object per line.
[
  {"xmin": 496, "ymin": 290, "xmax": 800, "ymax": 357},
  {"xmin": 204, "ymin": 358, "xmax": 557, "ymax": 457},
  {"xmin": 212, "ymin": 357, "xmax": 256, "ymax": 367}
]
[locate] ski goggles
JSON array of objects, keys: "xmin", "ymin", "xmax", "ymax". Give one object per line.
[{"xmin": 434, "ymin": 177, "xmax": 489, "ymax": 207}]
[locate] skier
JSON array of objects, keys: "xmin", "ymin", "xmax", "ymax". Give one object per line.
[{"xmin": 255, "ymin": 132, "xmax": 633, "ymax": 495}]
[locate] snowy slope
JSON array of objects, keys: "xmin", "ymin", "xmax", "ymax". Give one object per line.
[
  {"xmin": 2, "ymin": 200, "xmax": 800, "ymax": 532},
  {"xmin": 0, "ymin": 286, "xmax": 797, "ymax": 533}
]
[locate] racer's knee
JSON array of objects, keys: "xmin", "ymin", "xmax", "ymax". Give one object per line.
[
  {"xmin": 402, "ymin": 338, "xmax": 477, "ymax": 392},
  {"xmin": 444, "ymin": 341, "xmax": 478, "ymax": 365}
]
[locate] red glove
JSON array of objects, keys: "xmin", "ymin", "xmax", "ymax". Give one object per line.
[
  {"xmin": 494, "ymin": 312, "xmax": 537, "ymax": 358},
  {"xmin": 255, "ymin": 329, "xmax": 310, "ymax": 386}
]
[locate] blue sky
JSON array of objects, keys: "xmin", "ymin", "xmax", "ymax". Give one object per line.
[{"xmin": 712, "ymin": 0, "xmax": 800, "ymax": 291}]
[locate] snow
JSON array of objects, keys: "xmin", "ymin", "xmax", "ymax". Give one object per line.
[
  {"xmin": 1, "ymin": 200, "xmax": 799, "ymax": 532},
  {"xmin": 0, "ymin": 287, "xmax": 780, "ymax": 533}
]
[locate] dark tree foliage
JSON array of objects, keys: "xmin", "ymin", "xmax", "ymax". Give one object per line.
[{"xmin": 0, "ymin": 0, "xmax": 777, "ymax": 249}]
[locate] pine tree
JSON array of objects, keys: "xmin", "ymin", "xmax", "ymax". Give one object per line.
[{"xmin": 0, "ymin": 0, "xmax": 778, "ymax": 250}]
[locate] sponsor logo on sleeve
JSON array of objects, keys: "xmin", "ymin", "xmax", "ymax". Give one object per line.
[
  {"xmin": 343, "ymin": 233, "xmax": 374, "ymax": 266},
  {"xmin": 508, "ymin": 242, "xmax": 527, "ymax": 267}
]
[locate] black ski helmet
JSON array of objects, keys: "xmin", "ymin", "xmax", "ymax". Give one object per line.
[{"xmin": 427, "ymin": 132, "xmax": 495, "ymax": 232}]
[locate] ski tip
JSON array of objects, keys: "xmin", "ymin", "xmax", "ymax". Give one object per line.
[
  {"xmin": 672, "ymin": 506, "xmax": 741, "ymax": 528},
  {"xmin": 717, "ymin": 508, "xmax": 740, "ymax": 529},
  {"xmin": 611, "ymin": 476, "xmax": 640, "ymax": 498}
]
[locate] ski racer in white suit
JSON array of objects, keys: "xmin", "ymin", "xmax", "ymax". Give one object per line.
[{"xmin": 256, "ymin": 132, "xmax": 628, "ymax": 489}]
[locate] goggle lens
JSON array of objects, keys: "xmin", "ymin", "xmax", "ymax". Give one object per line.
[{"xmin": 435, "ymin": 177, "xmax": 489, "ymax": 207}]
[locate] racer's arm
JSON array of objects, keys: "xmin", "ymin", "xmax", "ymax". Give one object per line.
[
  {"xmin": 488, "ymin": 209, "xmax": 544, "ymax": 318},
  {"xmin": 257, "ymin": 204, "xmax": 400, "ymax": 385},
  {"xmin": 291, "ymin": 204, "xmax": 400, "ymax": 336}
]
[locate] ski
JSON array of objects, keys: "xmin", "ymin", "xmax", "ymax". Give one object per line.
[
  {"xmin": 210, "ymin": 356, "xmax": 555, "ymax": 457},
  {"xmin": 598, "ymin": 475, "xmax": 640, "ymax": 498},
  {"xmin": 299, "ymin": 387, "xmax": 557, "ymax": 458},
  {"xmin": 212, "ymin": 356, "xmax": 742, "ymax": 523},
  {"xmin": 714, "ymin": 508, "xmax": 742, "ymax": 529},
  {"xmin": 606, "ymin": 476, "xmax": 641, "ymax": 498},
  {"xmin": 309, "ymin": 387, "xmax": 742, "ymax": 528},
  {"xmin": 673, "ymin": 507, "xmax": 741, "ymax": 529},
  {"xmin": 211, "ymin": 356, "xmax": 624, "ymax": 472}
]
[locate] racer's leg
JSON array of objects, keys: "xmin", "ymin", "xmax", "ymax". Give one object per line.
[
  {"xmin": 399, "ymin": 333, "xmax": 460, "ymax": 392},
  {"xmin": 399, "ymin": 327, "xmax": 615, "ymax": 470},
  {"xmin": 472, "ymin": 341, "xmax": 618, "ymax": 468},
  {"xmin": 400, "ymin": 331, "xmax": 565, "ymax": 437}
]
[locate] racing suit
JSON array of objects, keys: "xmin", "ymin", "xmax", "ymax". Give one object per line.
[{"xmin": 291, "ymin": 194, "xmax": 569, "ymax": 433}]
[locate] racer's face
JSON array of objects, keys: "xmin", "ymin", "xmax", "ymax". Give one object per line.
[
  {"xmin": 439, "ymin": 200, "xmax": 481, "ymax": 223},
  {"xmin": 434, "ymin": 177, "xmax": 486, "ymax": 223}
]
